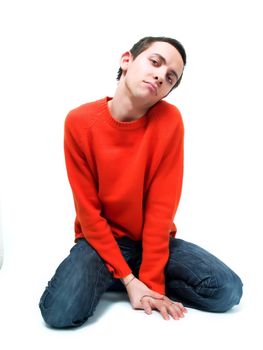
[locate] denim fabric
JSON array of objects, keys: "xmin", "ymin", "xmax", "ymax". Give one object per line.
[
  {"xmin": 39, "ymin": 237, "xmax": 243, "ymax": 328},
  {"xmin": 165, "ymin": 239, "xmax": 243, "ymax": 312}
]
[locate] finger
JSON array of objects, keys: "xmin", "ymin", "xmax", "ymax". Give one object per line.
[
  {"xmin": 165, "ymin": 298, "xmax": 187, "ymax": 314},
  {"xmin": 141, "ymin": 298, "xmax": 152, "ymax": 315},
  {"xmin": 168, "ymin": 303, "xmax": 183, "ymax": 319},
  {"xmin": 175, "ymin": 302, "xmax": 188, "ymax": 313},
  {"xmin": 158, "ymin": 305, "xmax": 170, "ymax": 320},
  {"xmin": 150, "ymin": 299, "xmax": 170, "ymax": 320},
  {"xmin": 151, "ymin": 291, "xmax": 164, "ymax": 299}
]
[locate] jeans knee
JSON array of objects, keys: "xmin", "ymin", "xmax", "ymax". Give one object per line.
[
  {"xmin": 39, "ymin": 302, "xmax": 90, "ymax": 329},
  {"xmin": 214, "ymin": 273, "xmax": 243, "ymax": 312},
  {"xmin": 39, "ymin": 289, "xmax": 91, "ymax": 329}
]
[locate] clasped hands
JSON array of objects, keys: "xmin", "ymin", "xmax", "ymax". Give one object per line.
[{"xmin": 122, "ymin": 274, "xmax": 187, "ymax": 320}]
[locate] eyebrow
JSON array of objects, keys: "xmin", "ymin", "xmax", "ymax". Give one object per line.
[{"xmin": 151, "ymin": 53, "xmax": 179, "ymax": 81}]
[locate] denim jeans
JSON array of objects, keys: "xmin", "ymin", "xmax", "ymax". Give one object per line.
[{"xmin": 39, "ymin": 237, "xmax": 243, "ymax": 328}]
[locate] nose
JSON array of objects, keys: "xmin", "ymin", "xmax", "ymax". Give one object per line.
[{"xmin": 154, "ymin": 76, "xmax": 163, "ymax": 85}]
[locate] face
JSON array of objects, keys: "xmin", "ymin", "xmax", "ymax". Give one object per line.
[{"xmin": 120, "ymin": 41, "xmax": 185, "ymax": 105}]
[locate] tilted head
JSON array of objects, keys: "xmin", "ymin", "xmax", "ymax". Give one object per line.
[
  {"xmin": 116, "ymin": 36, "xmax": 186, "ymax": 106},
  {"xmin": 117, "ymin": 36, "xmax": 187, "ymax": 92}
]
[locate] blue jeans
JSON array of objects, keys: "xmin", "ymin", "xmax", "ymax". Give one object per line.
[{"xmin": 39, "ymin": 237, "xmax": 243, "ymax": 328}]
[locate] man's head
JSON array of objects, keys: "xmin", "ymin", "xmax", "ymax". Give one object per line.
[
  {"xmin": 117, "ymin": 36, "xmax": 186, "ymax": 92},
  {"xmin": 115, "ymin": 36, "xmax": 186, "ymax": 106}
]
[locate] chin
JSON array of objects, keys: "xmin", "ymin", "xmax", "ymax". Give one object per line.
[{"xmin": 135, "ymin": 91, "xmax": 158, "ymax": 102}]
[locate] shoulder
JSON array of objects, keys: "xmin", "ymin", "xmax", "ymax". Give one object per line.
[
  {"xmin": 149, "ymin": 100, "xmax": 184, "ymax": 133},
  {"xmin": 65, "ymin": 97, "xmax": 105, "ymax": 131}
]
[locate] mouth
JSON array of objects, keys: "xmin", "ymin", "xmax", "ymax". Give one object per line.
[{"xmin": 143, "ymin": 80, "xmax": 158, "ymax": 95}]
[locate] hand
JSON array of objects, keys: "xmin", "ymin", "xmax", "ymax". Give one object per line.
[
  {"xmin": 123, "ymin": 275, "xmax": 187, "ymax": 320},
  {"xmin": 140, "ymin": 294, "xmax": 187, "ymax": 320}
]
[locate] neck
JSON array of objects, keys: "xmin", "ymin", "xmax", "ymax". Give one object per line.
[{"xmin": 108, "ymin": 84, "xmax": 153, "ymax": 122}]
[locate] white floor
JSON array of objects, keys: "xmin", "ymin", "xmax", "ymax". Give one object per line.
[{"xmin": 0, "ymin": 240, "xmax": 261, "ymax": 350}]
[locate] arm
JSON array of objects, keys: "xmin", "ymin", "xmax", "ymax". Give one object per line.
[
  {"xmin": 139, "ymin": 119, "xmax": 184, "ymax": 294},
  {"xmin": 122, "ymin": 117, "xmax": 186, "ymax": 320},
  {"xmin": 64, "ymin": 112, "xmax": 131, "ymax": 278}
]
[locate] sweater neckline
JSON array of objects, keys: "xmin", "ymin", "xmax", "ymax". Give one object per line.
[{"xmin": 100, "ymin": 96, "xmax": 151, "ymax": 129}]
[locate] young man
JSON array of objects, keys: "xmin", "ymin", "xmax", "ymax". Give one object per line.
[{"xmin": 39, "ymin": 36, "xmax": 243, "ymax": 327}]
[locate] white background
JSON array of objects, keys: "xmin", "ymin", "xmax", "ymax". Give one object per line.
[{"xmin": 0, "ymin": 0, "xmax": 262, "ymax": 349}]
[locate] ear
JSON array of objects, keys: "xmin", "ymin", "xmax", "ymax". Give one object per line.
[{"xmin": 120, "ymin": 51, "xmax": 133, "ymax": 74}]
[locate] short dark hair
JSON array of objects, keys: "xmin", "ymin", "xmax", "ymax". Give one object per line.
[{"xmin": 116, "ymin": 36, "xmax": 187, "ymax": 90}]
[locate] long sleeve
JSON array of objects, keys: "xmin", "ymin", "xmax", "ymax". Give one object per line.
[
  {"xmin": 139, "ymin": 119, "xmax": 184, "ymax": 294},
  {"xmin": 64, "ymin": 112, "xmax": 131, "ymax": 278}
]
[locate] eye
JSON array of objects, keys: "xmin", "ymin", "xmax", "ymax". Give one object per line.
[
  {"xmin": 167, "ymin": 75, "xmax": 173, "ymax": 85},
  {"xmin": 150, "ymin": 59, "xmax": 159, "ymax": 66}
]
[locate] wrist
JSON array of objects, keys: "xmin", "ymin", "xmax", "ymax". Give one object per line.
[{"xmin": 121, "ymin": 274, "xmax": 136, "ymax": 287}]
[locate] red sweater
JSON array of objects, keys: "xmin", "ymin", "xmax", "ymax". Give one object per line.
[{"xmin": 64, "ymin": 96, "xmax": 184, "ymax": 294}]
